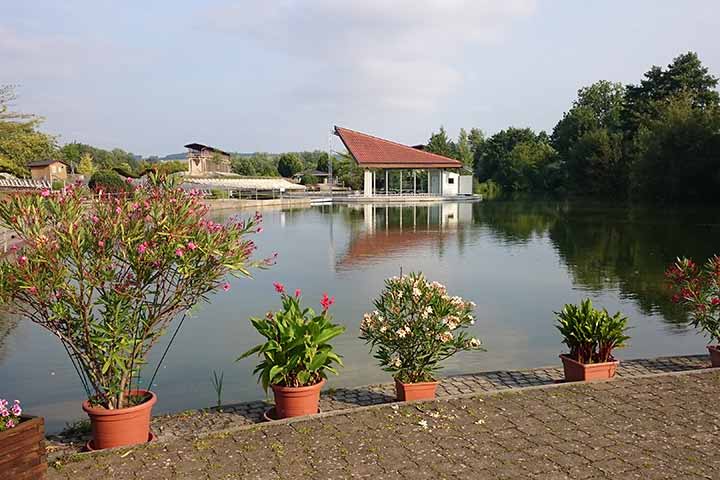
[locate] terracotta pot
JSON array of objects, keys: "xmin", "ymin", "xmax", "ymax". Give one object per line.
[
  {"xmin": 394, "ymin": 379, "xmax": 439, "ymax": 401},
  {"xmin": 82, "ymin": 390, "xmax": 156, "ymax": 450},
  {"xmin": 560, "ymin": 354, "xmax": 619, "ymax": 382},
  {"xmin": 708, "ymin": 345, "xmax": 720, "ymax": 367},
  {"xmin": 271, "ymin": 379, "xmax": 325, "ymax": 419},
  {"xmin": 0, "ymin": 416, "xmax": 47, "ymax": 479}
]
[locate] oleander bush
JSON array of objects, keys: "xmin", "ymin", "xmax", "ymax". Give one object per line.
[{"xmin": 666, "ymin": 256, "xmax": 720, "ymax": 343}]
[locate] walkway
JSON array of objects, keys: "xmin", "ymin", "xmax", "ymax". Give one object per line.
[{"xmin": 49, "ymin": 367, "xmax": 720, "ymax": 479}]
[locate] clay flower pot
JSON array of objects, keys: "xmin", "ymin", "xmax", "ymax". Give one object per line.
[
  {"xmin": 395, "ymin": 379, "xmax": 439, "ymax": 401},
  {"xmin": 708, "ymin": 345, "xmax": 720, "ymax": 367},
  {"xmin": 271, "ymin": 379, "xmax": 325, "ymax": 419},
  {"xmin": 82, "ymin": 390, "xmax": 156, "ymax": 450},
  {"xmin": 0, "ymin": 416, "xmax": 47, "ymax": 479},
  {"xmin": 560, "ymin": 355, "xmax": 619, "ymax": 382}
]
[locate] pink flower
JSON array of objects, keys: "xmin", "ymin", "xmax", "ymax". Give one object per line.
[
  {"xmin": 125, "ymin": 177, "xmax": 133, "ymax": 184},
  {"xmin": 295, "ymin": 289, "xmax": 301, "ymax": 298},
  {"xmin": 222, "ymin": 282, "xmax": 231, "ymax": 292},
  {"xmin": 320, "ymin": 292, "xmax": 335, "ymax": 311},
  {"xmin": 5, "ymin": 419, "xmax": 14, "ymax": 429},
  {"xmin": 28, "ymin": 286, "xmax": 37, "ymax": 295},
  {"xmin": 712, "ymin": 297, "xmax": 720, "ymax": 306},
  {"xmin": 273, "ymin": 282, "xmax": 285, "ymax": 294},
  {"xmin": 256, "ymin": 227, "xmax": 264, "ymax": 234},
  {"xmin": 187, "ymin": 241, "xmax": 197, "ymax": 251},
  {"xmin": 0, "ymin": 408, "xmax": 8, "ymax": 417},
  {"xmin": 91, "ymin": 215, "xmax": 99, "ymax": 223},
  {"xmin": 40, "ymin": 189, "xmax": 50, "ymax": 197},
  {"xmin": 115, "ymin": 206, "xmax": 122, "ymax": 214},
  {"xmin": 137, "ymin": 242, "xmax": 148, "ymax": 254},
  {"xmin": 98, "ymin": 240, "xmax": 105, "ymax": 247},
  {"xmin": 175, "ymin": 248, "xmax": 184, "ymax": 257},
  {"xmin": 18, "ymin": 256, "xmax": 27, "ymax": 265},
  {"xmin": 11, "ymin": 404, "xmax": 21, "ymax": 416}
]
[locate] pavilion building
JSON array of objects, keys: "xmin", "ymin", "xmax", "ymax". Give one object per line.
[{"xmin": 334, "ymin": 126, "xmax": 473, "ymax": 198}]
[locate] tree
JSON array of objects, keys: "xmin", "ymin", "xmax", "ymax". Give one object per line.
[
  {"xmin": 277, "ymin": 152, "xmax": 303, "ymax": 178},
  {"xmin": 0, "ymin": 85, "xmax": 57, "ymax": 173},
  {"xmin": 632, "ymin": 92, "xmax": 720, "ymax": 201},
  {"xmin": 457, "ymin": 128, "xmax": 473, "ymax": 168},
  {"xmin": 426, "ymin": 126, "xmax": 458, "ymax": 159},
  {"xmin": 231, "ymin": 156, "xmax": 257, "ymax": 176},
  {"xmin": 77, "ymin": 152, "xmax": 95, "ymax": 176}
]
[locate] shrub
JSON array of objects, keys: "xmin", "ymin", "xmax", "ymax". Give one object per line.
[
  {"xmin": 0, "ymin": 182, "xmax": 270, "ymax": 409},
  {"xmin": 88, "ymin": 169, "xmax": 129, "ymax": 193},
  {"xmin": 51, "ymin": 180, "xmax": 64, "ymax": 191},
  {"xmin": 666, "ymin": 256, "xmax": 720, "ymax": 343},
  {"xmin": 0, "ymin": 399, "xmax": 21, "ymax": 430},
  {"xmin": 555, "ymin": 299, "xmax": 630, "ymax": 364},
  {"xmin": 210, "ymin": 188, "xmax": 229, "ymax": 199},
  {"xmin": 359, "ymin": 273, "xmax": 482, "ymax": 383},
  {"xmin": 239, "ymin": 284, "xmax": 345, "ymax": 391}
]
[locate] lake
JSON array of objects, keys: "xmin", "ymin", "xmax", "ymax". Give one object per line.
[{"xmin": 1, "ymin": 199, "xmax": 718, "ymax": 433}]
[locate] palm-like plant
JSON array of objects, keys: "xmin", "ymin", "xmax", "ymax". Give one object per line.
[
  {"xmin": 555, "ymin": 299, "xmax": 630, "ymax": 364},
  {"xmin": 239, "ymin": 286, "xmax": 345, "ymax": 391}
]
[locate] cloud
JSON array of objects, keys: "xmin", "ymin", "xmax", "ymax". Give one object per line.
[{"xmin": 202, "ymin": 0, "xmax": 536, "ymax": 113}]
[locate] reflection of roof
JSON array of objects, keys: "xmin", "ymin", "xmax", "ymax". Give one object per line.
[
  {"xmin": 334, "ymin": 126, "xmax": 462, "ymax": 169},
  {"xmin": 184, "ymin": 143, "xmax": 230, "ymax": 156},
  {"xmin": 337, "ymin": 229, "xmax": 450, "ymax": 269},
  {"xmin": 183, "ymin": 177, "xmax": 306, "ymax": 190},
  {"xmin": 27, "ymin": 159, "xmax": 68, "ymax": 167}
]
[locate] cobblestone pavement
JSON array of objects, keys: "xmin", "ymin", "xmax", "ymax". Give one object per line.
[
  {"xmin": 48, "ymin": 368, "xmax": 720, "ymax": 479},
  {"xmin": 46, "ymin": 354, "xmax": 709, "ymax": 458}
]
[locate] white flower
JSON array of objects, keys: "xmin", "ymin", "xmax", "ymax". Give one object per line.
[
  {"xmin": 396, "ymin": 328, "xmax": 407, "ymax": 338},
  {"xmin": 412, "ymin": 287, "xmax": 421, "ymax": 299},
  {"xmin": 379, "ymin": 325, "xmax": 387, "ymax": 333},
  {"xmin": 391, "ymin": 404, "xmax": 399, "ymax": 411},
  {"xmin": 474, "ymin": 419, "xmax": 485, "ymax": 425},
  {"xmin": 438, "ymin": 331, "xmax": 453, "ymax": 343},
  {"xmin": 468, "ymin": 301, "xmax": 477, "ymax": 308},
  {"xmin": 418, "ymin": 420, "xmax": 428, "ymax": 429},
  {"xmin": 469, "ymin": 338, "xmax": 481, "ymax": 348}
]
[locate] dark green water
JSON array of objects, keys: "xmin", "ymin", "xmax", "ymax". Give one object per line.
[{"xmin": 1, "ymin": 200, "xmax": 717, "ymax": 432}]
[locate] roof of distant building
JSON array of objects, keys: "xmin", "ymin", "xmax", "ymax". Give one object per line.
[
  {"xmin": 334, "ymin": 126, "xmax": 462, "ymax": 169},
  {"xmin": 184, "ymin": 143, "xmax": 230, "ymax": 156},
  {"xmin": 27, "ymin": 159, "xmax": 68, "ymax": 167}
]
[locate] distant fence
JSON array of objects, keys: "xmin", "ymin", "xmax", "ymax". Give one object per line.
[{"xmin": 0, "ymin": 178, "xmax": 51, "ymax": 190}]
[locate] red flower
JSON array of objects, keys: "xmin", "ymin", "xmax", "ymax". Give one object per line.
[
  {"xmin": 712, "ymin": 297, "xmax": 720, "ymax": 306},
  {"xmin": 273, "ymin": 282, "xmax": 285, "ymax": 294},
  {"xmin": 295, "ymin": 289, "xmax": 301, "ymax": 298},
  {"xmin": 320, "ymin": 292, "xmax": 334, "ymax": 311}
]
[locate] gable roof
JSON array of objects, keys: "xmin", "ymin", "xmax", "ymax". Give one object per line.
[
  {"xmin": 334, "ymin": 126, "xmax": 462, "ymax": 169},
  {"xmin": 27, "ymin": 159, "xmax": 68, "ymax": 167},
  {"xmin": 184, "ymin": 143, "xmax": 230, "ymax": 156}
]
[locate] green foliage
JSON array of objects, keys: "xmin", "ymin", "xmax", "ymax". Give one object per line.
[
  {"xmin": 239, "ymin": 287, "xmax": 345, "ymax": 391},
  {"xmin": 300, "ymin": 174, "xmax": 319, "ymax": 186},
  {"xmin": 632, "ymin": 93, "xmax": 720, "ymax": 201},
  {"xmin": 51, "ymin": 180, "xmax": 64, "ymax": 191},
  {"xmin": 210, "ymin": 189, "xmax": 229, "ymax": 199},
  {"xmin": 60, "ymin": 142, "xmax": 139, "ymax": 175},
  {"xmin": 277, "ymin": 153, "xmax": 304, "ymax": 178},
  {"xmin": 555, "ymin": 299, "xmax": 630, "ymax": 364},
  {"xmin": 426, "ymin": 126, "xmax": 458, "ymax": 159},
  {"xmin": 231, "ymin": 153, "xmax": 279, "ymax": 177},
  {"xmin": 666, "ymin": 256, "xmax": 720, "ymax": 343},
  {"xmin": 359, "ymin": 273, "xmax": 482, "ymax": 383},
  {"xmin": 88, "ymin": 169, "xmax": 129, "ymax": 193},
  {"xmin": 211, "ymin": 370, "xmax": 224, "ymax": 407},
  {"xmin": 0, "ymin": 185, "xmax": 267, "ymax": 409},
  {"xmin": 77, "ymin": 153, "xmax": 95, "ymax": 176}
]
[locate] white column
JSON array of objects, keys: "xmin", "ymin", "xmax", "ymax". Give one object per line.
[
  {"xmin": 399, "ymin": 170, "xmax": 403, "ymax": 196},
  {"xmin": 363, "ymin": 170, "xmax": 373, "ymax": 197},
  {"xmin": 385, "ymin": 170, "xmax": 388, "ymax": 196},
  {"xmin": 413, "ymin": 170, "xmax": 417, "ymax": 195}
]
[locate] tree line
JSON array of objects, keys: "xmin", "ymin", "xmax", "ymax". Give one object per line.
[{"xmin": 424, "ymin": 52, "xmax": 720, "ymax": 202}]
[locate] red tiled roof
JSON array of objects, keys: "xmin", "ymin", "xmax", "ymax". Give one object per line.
[{"xmin": 334, "ymin": 126, "xmax": 462, "ymax": 169}]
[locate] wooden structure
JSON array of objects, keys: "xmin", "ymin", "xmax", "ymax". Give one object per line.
[
  {"xmin": 334, "ymin": 126, "xmax": 473, "ymax": 197},
  {"xmin": 185, "ymin": 143, "xmax": 231, "ymax": 176},
  {"xmin": 0, "ymin": 416, "xmax": 47, "ymax": 479},
  {"xmin": 27, "ymin": 160, "xmax": 68, "ymax": 182}
]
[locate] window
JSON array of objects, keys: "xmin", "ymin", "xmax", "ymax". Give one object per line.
[{"xmin": 448, "ymin": 177, "xmax": 455, "ymax": 184}]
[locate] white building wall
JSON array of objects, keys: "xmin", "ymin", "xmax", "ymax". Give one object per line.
[
  {"xmin": 459, "ymin": 175, "xmax": 473, "ymax": 195},
  {"xmin": 363, "ymin": 170, "xmax": 373, "ymax": 197},
  {"xmin": 441, "ymin": 170, "xmax": 460, "ymax": 196}
]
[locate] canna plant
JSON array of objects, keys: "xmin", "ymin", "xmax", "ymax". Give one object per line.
[
  {"xmin": 555, "ymin": 298, "xmax": 630, "ymax": 364},
  {"xmin": 239, "ymin": 284, "xmax": 345, "ymax": 392},
  {"xmin": 0, "ymin": 175, "xmax": 270, "ymax": 410}
]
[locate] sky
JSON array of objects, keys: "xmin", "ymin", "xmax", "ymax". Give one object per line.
[{"xmin": 3, "ymin": 0, "xmax": 720, "ymax": 156}]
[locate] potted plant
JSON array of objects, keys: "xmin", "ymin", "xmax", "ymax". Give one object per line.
[
  {"xmin": 359, "ymin": 273, "xmax": 482, "ymax": 402},
  {"xmin": 239, "ymin": 284, "xmax": 345, "ymax": 419},
  {"xmin": 0, "ymin": 175, "xmax": 268, "ymax": 449},
  {"xmin": 555, "ymin": 298, "xmax": 630, "ymax": 382},
  {"xmin": 0, "ymin": 399, "xmax": 47, "ymax": 479},
  {"xmin": 666, "ymin": 256, "xmax": 720, "ymax": 367}
]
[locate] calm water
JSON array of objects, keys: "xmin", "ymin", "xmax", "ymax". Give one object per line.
[{"xmin": 2, "ymin": 200, "xmax": 718, "ymax": 432}]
